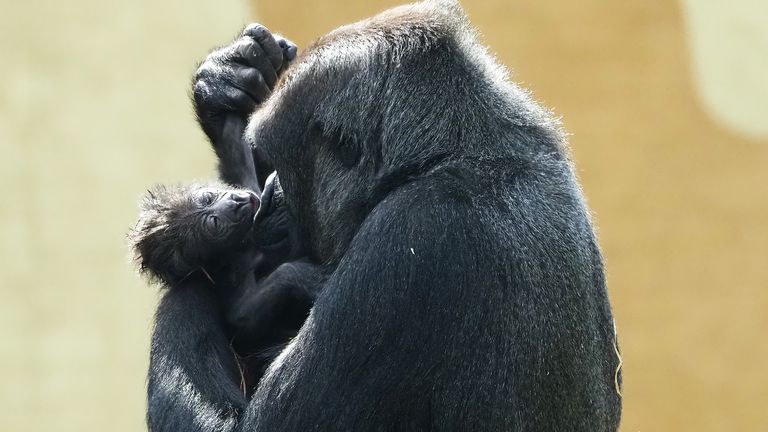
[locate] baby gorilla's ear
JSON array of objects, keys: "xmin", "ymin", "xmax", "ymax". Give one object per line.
[
  {"xmin": 128, "ymin": 185, "xmax": 199, "ymax": 286},
  {"xmin": 133, "ymin": 230, "xmax": 193, "ymax": 286}
]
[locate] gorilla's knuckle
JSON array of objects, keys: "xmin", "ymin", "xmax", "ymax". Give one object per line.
[
  {"xmin": 204, "ymin": 48, "xmax": 225, "ymax": 64},
  {"xmin": 236, "ymin": 66, "xmax": 259, "ymax": 81},
  {"xmin": 195, "ymin": 62, "xmax": 217, "ymax": 80},
  {"xmin": 243, "ymin": 23, "xmax": 269, "ymax": 38},
  {"xmin": 192, "ymin": 81, "xmax": 211, "ymax": 101},
  {"xmin": 234, "ymin": 37, "xmax": 253, "ymax": 49}
]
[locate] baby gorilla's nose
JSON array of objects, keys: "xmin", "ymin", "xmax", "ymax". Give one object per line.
[
  {"xmin": 230, "ymin": 191, "xmax": 249, "ymax": 205},
  {"xmin": 229, "ymin": 190, "xmax": 260, "ymax": 213}
]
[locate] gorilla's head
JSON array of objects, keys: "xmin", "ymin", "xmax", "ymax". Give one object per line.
[
  {"xmin": 129, "ymin": 183, "xmax": 259, "ymax": 284},
  {"xmin": 248, "ymin": 1, "xmax": 507, "ymax": 263}
]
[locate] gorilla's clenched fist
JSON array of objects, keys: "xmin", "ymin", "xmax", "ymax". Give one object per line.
[
  {"xmin": 194, "ymin": 24, "xmax": 297, "ymax": 142},
  {"xmin": 192, "ymin": 24, "xmax": 297, "ymax": 192}
]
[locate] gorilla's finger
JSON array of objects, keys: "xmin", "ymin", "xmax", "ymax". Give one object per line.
[
  {"xmin": 242, "ymin": 23, "xmax": 284, "ymax": 70},
  {"xmin": 233, "ymin": 39, "xmax": 278, "ymax": 88},
  {"xmin": 222, "ymin": 85, "xmax": 257, "ymax": 113},
  {"xmin": 276, "ymin": 36, "xmax": 298, "ymax": 63},
  {"xmin": 193, "ymin": 78, "xmax": 255, "ymax": 121},
  {"xmin": 230, "ymin": 64, "xmax": 272, "ymax": 104},
  {"xmin": 194, "ymin": 58, "xmax": 219, "ymax": 83}
]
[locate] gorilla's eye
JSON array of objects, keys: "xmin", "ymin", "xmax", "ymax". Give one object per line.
[
  {"xmin": 334, "ymin": 133, "xmax": 360, "ymax": 168},
  {"xmin": 194, "ymin": 191, "xmax": 218, "ymax": 207},
  {"xmin": 310, "ymin": 119, "xmax": 360, "ymax": 167},
  {"xmin": 205, "ymin": 215, "xmax": 222, "ymax": 233}
]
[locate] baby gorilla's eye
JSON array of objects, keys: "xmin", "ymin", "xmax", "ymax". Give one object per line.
[
  {"xmin": 205, "ymin": 192, "xmax": 217, "ymax": 205},
  {"xmin": 194, "ymin": 190, "xmax": 218, "ymax": 207},
  {"xmin": 205, "ymin": 215, "xmax": 221, "ymax": 232}
]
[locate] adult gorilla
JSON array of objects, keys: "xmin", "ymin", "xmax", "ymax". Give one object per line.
[{"xmin": 147, "ymin": 1, "xmax": 622, "ymax": 431}]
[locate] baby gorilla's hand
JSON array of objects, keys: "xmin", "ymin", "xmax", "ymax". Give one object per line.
[
  {"xmin": 193, "ymin": 24, "xmax": 298, "ymax": 143},
  {"xmin": 227, "ymin": 260, "xmax": 323, "ymax": 354}
]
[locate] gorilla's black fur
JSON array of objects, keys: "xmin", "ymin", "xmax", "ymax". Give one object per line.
[
  {"xmin": 147, "ymin": 1, "xmax": 622, "ymax": 431},
  {"xmin": 129, "ymin": 183, "xmax": 321, "ymax": 390},
  {"xmin": 129, "ymin": 183, "xmax": 259, "ymax": 286}
]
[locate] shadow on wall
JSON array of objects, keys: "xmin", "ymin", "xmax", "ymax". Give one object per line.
[{"xmin": 682, "ymin": 0, "xmax": 768, "ymax": 138}]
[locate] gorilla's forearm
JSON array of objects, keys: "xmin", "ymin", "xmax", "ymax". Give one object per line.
[
  {"xmin": 215, "ymin": 115, "xmax": 260, "ymax": 193},
  {"xmin": 146, "ymin": 265, "xmax": 324, "ymax": 432},
  {"xmin": 228, "ymin": 259, "xmax": 324, "ymax": 347},
  {"xmin": 145, "ymin": 24, "xmax": 308, "ymax": 432},
  {"xmin": 147, "ymin": 277, "xmax": 246, "ymax": 432},
  {"xmin": 221, "ymin": 260, "xmax": 324, "ymax": 387},
  {"xmin": 193, "ymin": 25, "xmax": 297, "ymax": 193}
]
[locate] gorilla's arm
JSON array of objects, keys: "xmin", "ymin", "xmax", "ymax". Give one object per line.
[
  {"xmin": 227, "ymin": 259, "xmax": 324, "ymax": 353},
  {"xmin": 147, "ymin": 276, "xmax": 247, "ymax": 432},
  {"xmin": 238, "ymin": 176, "xmax": 616, "ymax": 431},
  {"xmin": 193, "ymin": 25, "xmax": 297, "ymax": 192},
  {"xmin": 220, "ymin": 243, "xmax": 318, "ymax": 362},
  {"xmin": 236, "ymin": 179, "xmax": 476, "ymax": 431},
  {"xmin": 145, "ymin": 181, "xmax": 450, "ymax": 432}
]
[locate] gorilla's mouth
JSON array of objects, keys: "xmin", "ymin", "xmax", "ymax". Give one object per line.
[{"xmin": 255, "ymin": 172, "xmax": 278, "ymax": 223}]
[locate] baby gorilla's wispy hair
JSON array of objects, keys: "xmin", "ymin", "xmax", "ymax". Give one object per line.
[{"xmin": 128, "ymin": 182, "xmax": 225, "ymax": 286}]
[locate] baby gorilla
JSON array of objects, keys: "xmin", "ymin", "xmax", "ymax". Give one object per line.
[{"xmin": 129, "ymin": 181, "xmax": 320, "ymax": 389}]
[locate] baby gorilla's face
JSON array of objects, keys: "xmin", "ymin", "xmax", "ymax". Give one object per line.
[
  {"xmin": 131, "ymin": 182, "xmax": 261, "ymax": 285},
  {"xmin": 131, "ymin": 182, "xmax": 262, "ymax": 285},
  {"xmin": 191, "ymin": 186, "xmax": 260, "ymax": 246}
]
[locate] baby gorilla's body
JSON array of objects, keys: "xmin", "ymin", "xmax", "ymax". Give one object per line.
[{"xmin": 129, "ymin": 182, "xmax": 321, "ymax": 392}]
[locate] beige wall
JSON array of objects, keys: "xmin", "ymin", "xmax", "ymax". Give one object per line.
[
  {"xmin": 1, "ymin": 0, "xmax": 765, "ymax": 431},
  {"xmin": 0, "ymin": 0, "xmax": 247, "ymax": 430},
  {"xmin": 254, "ymin": 1, "xmax": 768, "ymax": 431}
]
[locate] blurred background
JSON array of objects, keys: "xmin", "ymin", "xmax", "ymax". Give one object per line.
[{"xmin": 1, "ymin": 0, "xmax": 766, "ymax": 430}]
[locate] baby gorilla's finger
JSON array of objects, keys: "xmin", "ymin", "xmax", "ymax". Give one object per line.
[
  {"xmin": 242, "ymin": 23, "xmax": 284, "ymax": 70},
  {"xmin": 232, "ymin": 38, "xmax": 278, "ymax": 88},
  {"xmin": 229, "ymin": 64, "xmax": 272, "ymax": 104}
]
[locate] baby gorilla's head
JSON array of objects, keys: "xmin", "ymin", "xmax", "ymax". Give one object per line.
[{"xmin": 129, "ymin": 182, "xmax": 259, "ymax": 285}]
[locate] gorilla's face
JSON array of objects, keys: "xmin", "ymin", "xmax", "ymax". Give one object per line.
[
  {"xmin": 188, "ymin": 186, "xmax": 260, "ymax": 246},
  {"xmin": 247, "ymin": 46, "xmax": 380, "ymax": 263},
  {"xmin": 130, "ymin": 183, "xmax": 260, "ymax": 284},
  {"xmin": 247, "ymin": 3, "xmax": 468, "ymax": 263}
]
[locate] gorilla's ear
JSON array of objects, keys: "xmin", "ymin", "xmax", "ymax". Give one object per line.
[
  {"xmin": 129, "ymin": 218, "xmax": 195, "ymax": 286},
  {"xmin": 138, "ymin": 241, "xmax": 195, "ymax": 287}
]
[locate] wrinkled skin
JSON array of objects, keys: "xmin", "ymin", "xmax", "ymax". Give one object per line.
[{"xmin": 146, "ymin": 2, "xmax": 622, "ymax": 431}]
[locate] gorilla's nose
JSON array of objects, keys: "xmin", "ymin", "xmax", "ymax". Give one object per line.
[{"xmin": 231, "ymin": 191, "xmax": 259, "ymax": 211}]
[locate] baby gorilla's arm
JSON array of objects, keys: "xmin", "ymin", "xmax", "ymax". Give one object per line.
[
  {"xmin": 227, "ymin": 259, "xmax": 324, "ymax": 355},
  {"xmin": 220, "ymin": 259, "xmax": 322, "ymax": 390}
]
